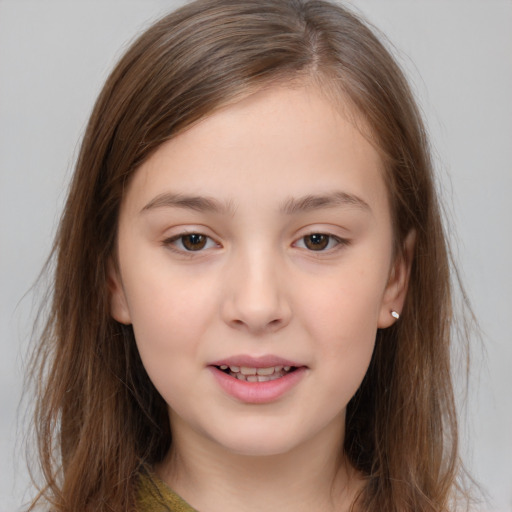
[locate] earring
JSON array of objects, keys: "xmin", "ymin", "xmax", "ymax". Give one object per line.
[{"xmin": 391, "ymin": 311, "xmax": 400, "ymax": 320}]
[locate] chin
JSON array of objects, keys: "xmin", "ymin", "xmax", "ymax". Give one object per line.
[
  {"xmin": 223, "ymin": 440, "xmax": 298, "ymax": 458},
  {"xmin": 205, "ymin": 422, "xmax": 307, "ymax": 458}
]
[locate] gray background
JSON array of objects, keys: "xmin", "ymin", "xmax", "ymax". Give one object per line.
[{"xmin": 1, "ymin": 1, "xmax": 511, "ymax": 510}]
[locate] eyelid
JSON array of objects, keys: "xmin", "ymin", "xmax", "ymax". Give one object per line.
[
  {"xmin": 159, "ymin": 226, "xmax": 350, "ymax": 256},
  {"xmin": 292, "ymin": 230, "xmax": 351, "ymax": 253},
  {"xmin": 162, "ymin": 229, "xmax": 221, "ymax": 254}
]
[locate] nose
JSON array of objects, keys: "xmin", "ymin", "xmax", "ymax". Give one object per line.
[{"xmin": 221, "ymin": 248, "xmax": 292, "ymax": 335}]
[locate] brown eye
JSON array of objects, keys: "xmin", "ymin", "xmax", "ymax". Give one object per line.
[
  {"xmin": 303, "ymin": 234, "xmax": 329, "ymax": 251},
  {"xmin": 181, "ymin": 234, "xmax": 207, "ymax": 251},
  {"xmin": 164, "ymin": 232, "xmax": 218, "ymax": 254}
]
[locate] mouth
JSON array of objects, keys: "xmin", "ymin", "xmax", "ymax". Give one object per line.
[
  {"xmin": 214, "ymin": 364, "xmax": 298, "ymax": 382},
  {"xmin": 208, "ymin": 356, "xmax": 307, "ymax": 403}
]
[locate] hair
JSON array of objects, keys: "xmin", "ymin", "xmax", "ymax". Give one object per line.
[{"xmin": 26, "ymin": 0, "xmax": 472, "ymax": 510}]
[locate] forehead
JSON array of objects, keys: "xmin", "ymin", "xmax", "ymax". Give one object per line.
[{"xmin": 121, "ymin": 84, "xmax": 388, "ymax": 218}]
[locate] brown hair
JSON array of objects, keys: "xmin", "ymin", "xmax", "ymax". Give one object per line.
[{"xmin": 27, "ymin": 0, "xmax": 471, "ymax": 510}]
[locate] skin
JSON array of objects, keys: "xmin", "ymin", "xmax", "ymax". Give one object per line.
[{"xmin": 109, "ymin": 85, "xmax": 413, "ymax": 512}]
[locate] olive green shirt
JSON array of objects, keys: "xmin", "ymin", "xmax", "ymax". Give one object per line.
[{"xmin": 138, "ymin": 471, "xmax": 198, "ymax": 512}]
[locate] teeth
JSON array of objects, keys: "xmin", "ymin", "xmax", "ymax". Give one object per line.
[
  {"xmin": 223, "ymin": 365, "xmax": 294, "ymax": 375},
  {"xmin": 256, "ymin": 367, "xmax": 274, "ymax": 376},
  {"xmin": 232, "ymin": 373, "xmax": 283, "ymax": 382},
  {"xmin": 258, "ymin": 374, "xmax": 278, "ymax": 382},
  {"xmin": 222, "ymin": 365, "xmax": 296, "ymax": 383},
  {"xmin": 240, "ymin": 366, "xmax": 257, "ymax": 376}
]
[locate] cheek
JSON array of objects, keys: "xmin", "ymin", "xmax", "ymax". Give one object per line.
[
  {"xmin": 120, "ymin": 260, "xmax": 219, "ymax": 381},
  {"xmin": 301, "ymin": 262, "xmax": 386, "ymax": 340},
  {"xmin": 297, "ymin": 262, "xmax": 386, "ymax": 398},
  {"xmin": 314, "ymin": 292, "xmax": 376, "ymax": 385}
]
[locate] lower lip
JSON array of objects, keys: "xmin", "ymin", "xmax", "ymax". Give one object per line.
[{"xmin": 209, "ymin": 366, "xmax": 307, "ymax": 404}]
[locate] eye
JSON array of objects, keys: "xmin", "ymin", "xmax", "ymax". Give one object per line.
[
  {"xmin": 294, "ymin": 233, "xmax": 343, "ymax": 251},
  {"xmin": 164, "ymin": 233, "xmax": 218, "ymax": 252}
]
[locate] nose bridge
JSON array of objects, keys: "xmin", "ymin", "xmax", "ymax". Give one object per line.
[{"xmin": 222, "ymin": 242, "xmax": 290, "ymax": 333}]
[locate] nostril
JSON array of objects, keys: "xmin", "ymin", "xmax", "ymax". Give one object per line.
[{"xmin": 229, "ymin": 317, "xmax": 285, "ymax": 333}]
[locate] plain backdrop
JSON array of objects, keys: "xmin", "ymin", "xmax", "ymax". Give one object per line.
[{"xmin": 1, "ymin": 1, "xmax": 511, "ymax": 510}]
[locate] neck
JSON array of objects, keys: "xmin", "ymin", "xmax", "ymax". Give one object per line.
[{"xmin": 156, "ymin": 415, "xmax": 362, "ymax": 512}]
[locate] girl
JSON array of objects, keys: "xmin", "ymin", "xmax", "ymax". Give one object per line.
[{"xmin": 26, "ymin": 0, "xmax": 474, "ymax": 510}]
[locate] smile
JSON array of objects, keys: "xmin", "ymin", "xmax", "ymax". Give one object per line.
[{"xmin": 208, "ymin": 356, "xmax": 307, "ymax": 404}]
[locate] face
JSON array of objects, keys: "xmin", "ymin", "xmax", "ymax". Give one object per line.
[{"xmin": 109, "ymin": 85, "xmax": 411, "ymax": 458}]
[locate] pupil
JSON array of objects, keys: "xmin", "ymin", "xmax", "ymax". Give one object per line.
[
  {"xmin": 183, "ymin": 234, "xmax": 206, "ymax": 251},
  {"xmin": 305, "ymin": 234, "xmax": 328, "ymax": 251}
]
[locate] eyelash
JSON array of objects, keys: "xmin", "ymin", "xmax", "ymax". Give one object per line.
[
  {"xmin": 162, "ymin": 232, "xmax": 219, "ymax": 253},
  {"xmin": 162, "ymin": 231, "xmax": 349, "ymax": 255},
  {"xmin": 293, "ymin": 233, "xmax": 348, "ymax": 252}
]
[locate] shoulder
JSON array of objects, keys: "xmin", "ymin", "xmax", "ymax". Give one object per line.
[{"xmin": 137, "ymin": 468, "xmax": 199, "ymax": 512}]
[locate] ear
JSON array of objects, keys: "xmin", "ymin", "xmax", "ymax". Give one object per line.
[
  {"xmin": 377, "ymin": 230, "xmax": 416, "ymax": 328},
  {"xmin": 107, "ymin": 258, "xmax": 132, "ymax": 325}
]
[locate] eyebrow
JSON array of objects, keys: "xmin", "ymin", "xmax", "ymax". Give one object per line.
[
  {"xmin": 280, "ymin": 191, "xmax": 372, "ymax": 215},
  {"xmin": 141, "ymin": 193, "xmax": 235, "ymax": 215},
  {"xmin": 140, "ymin": 190, "xmax": 371, "ymax": 216}
]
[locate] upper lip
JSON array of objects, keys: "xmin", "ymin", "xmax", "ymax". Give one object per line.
[{"xmin": 209, "ymin": 355, "xmax": 305, "ymax": 368}]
